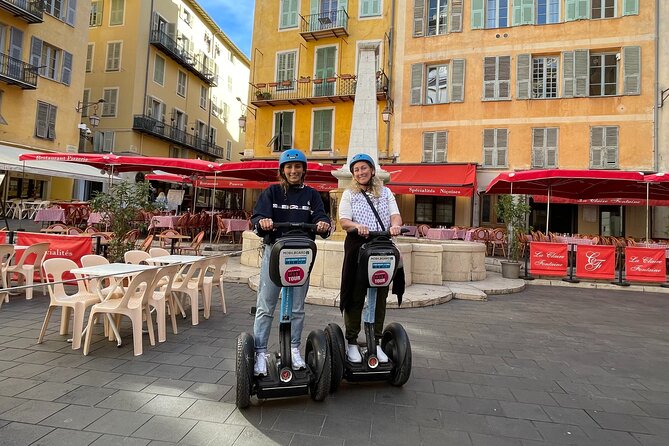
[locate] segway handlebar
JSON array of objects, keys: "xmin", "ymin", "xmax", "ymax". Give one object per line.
[
  {"xmin": 272, "ymin": 221, "xmax": 328, "ymax": 234},
  {"xmin": 347, "ymin": 227, "xmax": 410, "ymax": 237}
]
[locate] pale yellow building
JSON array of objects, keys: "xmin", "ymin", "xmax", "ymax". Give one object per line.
[
  {"xmin": 84, "ymin": 0, "xmax": 249, "ymax": 163},
  {"xmin": 0, "ymin": 0, "xmax": 108, "ymax": 203}
]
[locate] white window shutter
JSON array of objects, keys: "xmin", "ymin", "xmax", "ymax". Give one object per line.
[
  {"xmin": 435, "ymin": 131, "xmax": 447, "ymax": 162},
  {"xmin": 450, "ymin": 59, "xmax": 465, "ymax": 102},
  {"xmin": 623, "ymin": 46, "xmax": 640, "ymax": 95},
  {"xmin": 413, "ymin": 0, "xmax": 425, "ymax": 37},
  {"xmin": 516, "ymin": 54, "xmax": 531, "ymax": 100},
  {"xmin": 450, "ymin": 0, "xmax": 463, "ymax": 32},
  {"xmin": 410, "ymin": 63, "xmax": 424, "ymax": 105},
  {"xmin": 562, "ymin": 51, "xmax": 574, "ymax": 97},
  {"xmin": 422, "ymin": 132, "xmax": 434, "ymax": 162},
  {"xmin": 574, "ymin": 49, "xmax": 588, "ymax": 97}
]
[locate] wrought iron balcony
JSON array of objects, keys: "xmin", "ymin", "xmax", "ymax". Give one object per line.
[
  {"xmin": 250, "ymin": 72, "xmax": 388, "ymax": 107},
  {"xmin": 299, "ymin": 9, "xmax": 348, "ymax": 41},
  {"xmin": 149, "ymin": 29, "xmax": 217, "ymax": 86},
  {"xmin": 0, "ymin": 52, "xmax": 38, "ymax": 89},
  {"xmin": 0, "ymin": 0, "xmax": 44, "ymax": 23},
  {"xmin": 132, "ymin": 114, "xmax": 223, "ymax": 158}
]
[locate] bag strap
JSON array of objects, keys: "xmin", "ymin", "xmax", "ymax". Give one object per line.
[{"xmin": 361, "ymin": 191, "xmax": 386, "ymax": 232}]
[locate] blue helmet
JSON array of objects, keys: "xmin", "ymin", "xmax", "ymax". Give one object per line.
[
  {"xmin": 279, "ymin": 149, "xmax": 307, "ymax": 170},
  {"xmin": 349, "ymin": 153, "xmax": 375, "ymax": 172}
]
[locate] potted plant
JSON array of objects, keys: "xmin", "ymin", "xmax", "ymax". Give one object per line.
[
  {"xmin": 89, "ymin": 181, "xmax": 156, "ymax": 263},
  {"xmin": 496, "ymin": 194, "xmax": 531, "ymax": 279}
]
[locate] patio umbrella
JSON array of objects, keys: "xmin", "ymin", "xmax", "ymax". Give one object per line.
[
  {"xmin": 485, "ymin": 169, "xmax": 646, "ymax": 232},
  {"xmin": 212, "ymin": 160, "xmax": 339, "ymax": 183}
]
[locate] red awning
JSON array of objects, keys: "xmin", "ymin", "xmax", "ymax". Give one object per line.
[
  {"xmin": 146, "ymin": 173, "xmax": 336, "ymax": 191},
  {"xmin": 532, "ymin": 195, "xmax": 669, "ymax": 207},
  {"xmin": 384, "ymin": 163, "xmax": 477, "ymax": 197}
]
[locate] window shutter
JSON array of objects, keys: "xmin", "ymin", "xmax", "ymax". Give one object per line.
[
  {"xmin": 435, "ymin": 131, "xmax": 447, "ymax": 162},
  {"xmin": 66, "ymin": 0, "xmax": 77, "ymax": 26},
  {"xmin": 86, "ymin": 44, "xmax": 93, "ymax": 72},
  {"xmin": 450, "ymin": 59, "xmax": 465, "ymax": 102},
  {"xmin": 61, "ymin": 51, "xmax": 73, "ymax": 85},
  {"xmin": 47, "ymin": 105, "xmax": 56, "ymax": 139},
  {"xmin": 471, "ymin": 0, "xmax": 485, "ymax": 29},
  {"xmin": 483, "ymin": 129, "xmax": 495, "ymax": 166},
  {"xmin": 413, "ymin": 0, "xmax": 425, "ymax": 37},
  {"xmin": 623, "ymin": 0, "xmax": 638, "ymax": 16},
  {"xmin": 310, "ymin": 0, "xmax": 319, "ymax": 21},
  {"xmin": 565, "ymin": 0, "xmax": 577, "ymax": 21},
  {"xmin": 82, "ymin": 90, "xmax": 90, "ymax": 117},
  {"xmin": 280, "ymin": 0, "xmax": 290, "ymax": 28},
  {"xmin": 513, "ymin": 0, "xmax": 534, "ymax": 25},
  {"xmin": 574, "ymin": 49, "xmax": 588, "ymax": 97},
  {"xmin": 30, "ymin": 36, "xmax": 42, "ymax": 70},
  {"xmin": 562, "ymin": 51, "xmax": 574, "ymax": 97},
  {"xmin": 483, "ymin": 57, "xmax": 496, "ymax": 99},
  {"xmin": 450, "ymin": 0, "xmax": 463, "ymax": 32},
  {"xmin": 532, "ymin": 129, "xmax": 545, "ymax": 167},
  {"xmin": 516, "ymin": 54, "xmax": 531, "ymax": 99},
  {"xmin": 410, "ymin": 63, "xmax": 424, "ymax": 105},
  {"xmin": 496, "ymin": 129, "xmax": 508, "ymax": 166},
  {"xmin": 339, "ymin": 0, "xmax": 348, "ymax": 13},
  {"xmin": 623, "ymin": 46, "xmax": 640, "ymax": 95},
  {"xmin": 35, "ymin": 103, "xmax": 48, "ymax": 138},
  {"xmin": 546, "ymin": 128, "xmax": 558, "ymax": 167},
  {"xmin": 576, "ymin": 0, "xmax": 589, "ymax": 19},
  {"xmin": 422, "ymin": 132, "xmax": 434, "ymax": 162},
  {"xmin": 93, "ymin": 131, "xmax": 102, "ymax": 151},
  {"xmin": 590, "ymin": 127, "xmax": 603, "ymax": 168},
  {"xmin": 498, "ymin": 56, "xmax": 511, "ymax": 99},
  {"xmin": 103, "ymin": 132, "xmax": 114, "ymax": 151}
]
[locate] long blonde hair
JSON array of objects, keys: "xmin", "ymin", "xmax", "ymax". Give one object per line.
[{"xmin": 347, "ymin": 173, "xmax": 384, "ymax": 197}]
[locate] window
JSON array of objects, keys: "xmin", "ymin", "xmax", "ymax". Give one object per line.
[
  {"xmin": 361, "ymin": 0, "xmax": 382, "ymax": 17},
  {"xmin": 592, "ymin": 0, "xmax": 615, "ymax": 19},
  {"xmin": 589, "ymin": 53, "xmax": 617, "ymax": 96},
  {"xmin": 44, "ymin": 0, "xmax": 76, "ymax": 25},
  {"xmin": 532, "ymin": 56, "xmax": 558, "ymax": 98},
  {"xmin": 483, "ymin": 56, "xmax": 510, "ymax": 100},
  {"xmin": 426, "ymin": 0, "xmax": 448, "ymax": 35},
  {"xmin": 273, "ymin": 111, "xmax": 294, "ymax": 152},
  {"xmin": 81, "ymin": 89, "xmax": 90, "ymax": 117},
  {"xmin": 110, "ymin": 0, "xmax": 124, "ymax": 25},
  {"xmin": 414, "ymin": 0, "xmax": 463, "ymax": 36},
  {"xmin": 226, "ymin": 140, "xmax": 232, "ymax": 160},
  {"xmin": 177, "ymin": 71, "xmax": 187, "ymax": 97},
  {"xmin": 410, "ymin": 59, "xmax": 465, "ymax": 105},
  {"xmin": 105, "ymin": 42, "xmax": 121, "ymax": 71},
  {"xmin": 276, "ymin": 51, "xmax": 296, "ymax": 90},
  {"xmin": 153, "ymin": 54, "xmax": 165, "ymax": 85},
  {"xmin": 279, "ymin": 0, "xmax": 298, "ymax": 29},
  {"xmin": 35, "ymin": 101, "xmax": 57, "ymax": 140},
  {"xmin": 227, "ymin": 75, "xmax": 233, "ymax": 92},
  {"xmin": 102, "ymin": 88, "xmax": 118, "ymax": 117},
  {"xmin": 312, "ymin": 109, "xmax": 333, "ymax": 151},
  {"xmin": 86, "ymin": 43, "xmax": 94, "ymax": 72},
  {"xmin": 482, "ymin": 128, "xmax": 508, "ymax": 167},
  {"xmin": 223, "ymin": 103, "xmax": 229, "ymax": 122},
  {"xmin": 34, "ymin": 41, "xmax": 64, "ymax": 81},
  {"xmin": 486, "ymin": 0, "xmax": 509, "ymax": 28},
  {"xmin": 532, "ymin": 127, "xmax": 558, "ymax": 168},
  {"xmin": 590, "ymin": 126, "xmax": 618, "ymax": 169},
  {"xmin": 90, "ymin": 0, "xmax": 102, "ymax": 26},
  {"xmin": 199, "ymin": 86, "xmax": 207, "ymax": 109},
  {"xmin": 536, "ymin": 0, "xmax": 559, "ymax": 24},
  {"xmin": 93, "ymin": 131, "xmax": 114, "ymax": 152},
  {"xmin": 61, "ymin": 51, "xmax": 72, "ymax": 85},
  {"xmin": 209, "ymin": 126, "xmax": 217, "ymax": 145},
  {"xmin": 422, "ymin": 131, "xmax": 447, "ymax": 162},
  {"xmin": 415, "ymin": 196, "xmax": 455, "ymax": 227}
]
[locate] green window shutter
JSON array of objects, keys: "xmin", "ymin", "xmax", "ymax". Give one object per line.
[
  {"xmin": 422, "ymin": 132, "xmax": 434, "ymax": 162},
  {"xmin": 450, "ymin": 59, "xmax": 465, "ymax": 102},
  {"xmin": 516, "ymin": 54, "xmax": 531, "ymax": 100},
  {"xmin": 623, "ymin": 0, "xmax": 638, "ymax": 16},
  {"xmin": 576, "ymin": 0, "xmax": 590, "ymax": 19},
  {"xmin": 513, "ymin": 0, "xmax": 534, "ymax": 26},
  {"xmin": 565, "ymin": 0, "xmax": 577, "ymax": 21},
  {"xmin": 562, "ymin": 51, "xmax": 574, "ymax": 97},
  {"xmin": 471, "ymin": 0, "xmax": 485, "ymax": 29},
  {"xmin": 339, "ymin": 0, "xmax": 348, "ymax": 13},
  {"xmin": 623, "ymin": 46, "xmax": 641, "ymax": 95},
  {"xmin": 413, "ymin": 0, "xmax": 425, "ymax": 37},
  {"xmin": 574, "ymin": 49, "xmax": 588, "ymax": 97},
  {"xmin": 435, "ymin": 131, "xmax": 448, "ymax": 162},
  {"xmin": 280, "ymin": 0, "xmax": 294, "ymax": 28},
  {"xmin": 313, "ymin": 110, "xmax": 332, "ymax": 150},
  {"xmin": 450, "ymin": 0, "xmax": 463, "ymax": 32},
  {"xmin": 410, "ymin": 63, "xmax": 424, "ymax": 105}
]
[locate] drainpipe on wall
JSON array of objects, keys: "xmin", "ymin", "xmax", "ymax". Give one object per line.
[
  {"xmin": 384, "ymin": 0, "xmax": 396, "ymax": 160},
  {"xmin": 654, "ymin": 0, "xmax": 660, "ymax": 172}
]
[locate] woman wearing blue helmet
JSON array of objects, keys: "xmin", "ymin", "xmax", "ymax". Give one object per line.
[
  {"xmin": 250, "ymin": 149, "xmax": 331, "ymax": 376},
  {"xmin": 338, "ymin": 153, "xmax": 403, "ymax": 363}
]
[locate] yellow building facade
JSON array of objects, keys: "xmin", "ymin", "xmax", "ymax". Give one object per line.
[
  {"xmin": 85, "ymin": 0, "xmax": 249, "ymax": 165},
  {"xmin": 394, "ymin": 0, "xmax": 656, "ymax": 237},
  {"xmin": 0, "ymin": 0, "xmax": 93, "ymax": 202}
]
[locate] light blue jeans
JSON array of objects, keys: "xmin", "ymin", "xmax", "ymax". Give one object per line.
[{"xmin": 253, "ymin": 245, "xmax": 308, "ymax": 351}]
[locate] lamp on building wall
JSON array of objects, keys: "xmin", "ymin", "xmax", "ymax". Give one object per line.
[
  {"xmin": 76, "ymin": 98, "xmax": 106, "ymax": 128},
  {"xmin": 236, "ymin": 96, "xmax": 256, "ymax": 132},
  {"xmin": 381, "ymin": 103, "xmax": 393, "ymax": 123}
]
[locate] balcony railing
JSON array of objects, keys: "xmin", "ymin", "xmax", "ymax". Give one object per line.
[
  {"xmin": 0, "ymin": 0, "xmax": 44, "ymax": 23},
  {"xmin": 149, "ymin": 29, "xmax": 217, "ymax": 86},
  {"xmin": 0, "ymin": 52, "xmax": 38, "ymax": 89},
  {"xmin": 250, "ymin": 72, "xmax": 389, "ymax": 107},
  {"xmin": 132, "ymin": 115, "xmax": 223, "ymax": 158},
  {"xmin": 299, "ymin": 9, "xmax": 349, "ymax": 41}
]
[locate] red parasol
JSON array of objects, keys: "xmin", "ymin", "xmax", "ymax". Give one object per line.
[{"xmin": 212, "ymin": 160, "xmax": 338, "ymax": 183}]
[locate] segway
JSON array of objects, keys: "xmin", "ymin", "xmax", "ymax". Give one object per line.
[
  {"xmin": 236, "ymin": 222, "xmax": 331, "ymax": 408},
  {"xmin": 326, "ymin": 228, "xmax": 411, "ymax": 391}
]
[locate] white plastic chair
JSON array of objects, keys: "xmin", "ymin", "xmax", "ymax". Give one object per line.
[
  {"xmin": 0, "ymin": 244, "xmax": 16, "ymax": 304},
  {"xmin": 203, "ymin": 255, "xmax": 228, "ymax": 314},
  {"xmin": 171, "ymin": 258, "xmax": 209, "ymax": 326},
  {"xmin": 147, "ymin": 263, "xmax": 181, "ymax": 342},
  {"xmin": 4, "ymin": 242, "xmax": 49, "ymax": 300},
  {"xmin": 83, "ymin": 268, "xmax": 157, "ymax": 356},
  {"xmin": 148, "ymin": 247, "xmax": 170, "ymax": 257},
  {"xmin": 124, "ymin": 250, "xmax": 151, "ymax": 265},
  {"xmin": 40, "ymin": 258, "xmax": 99, "ymax": 350}
]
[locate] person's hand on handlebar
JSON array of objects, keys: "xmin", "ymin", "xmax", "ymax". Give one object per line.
[
  {"xmin": 258, "ymin": 218, "xmax": 273, "ymax": 231},
  {"xmin": 389, "ymin": 225, "xmax": 402, "ymax": 236},
  {"xmin": 316, "ymin": 220, "xmax": 330, "ymax": 234},
  {"xmin": 356, "ymin": 223, "xmax": 370, "ymax": 237}
]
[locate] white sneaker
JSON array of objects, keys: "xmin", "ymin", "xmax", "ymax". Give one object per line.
[
  {"xmin": 376, "ymin": 345, "xmax": 389, "ymax": 363},
  {"xmin": 254, "ymin": 352, "xmax": 269, "ymax": 376},
  {"xmin": 291, "ymin": 347, "xmax": 306, "ymax": 370},
  {"xmin": 346, "ymin": 344, "xmax": 362, "ymax": 363}
]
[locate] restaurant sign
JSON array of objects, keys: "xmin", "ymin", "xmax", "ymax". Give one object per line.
[
  {"xmin": 529, "ymin": 242, "xmax": 568, "ymax": 276},
  {"xmin": 575, "ymin": 245, "xmax": 616, "ymax": 280},
  {"xmin": 625, "ymin": 247, "xmax": 666, "ymax": 282}
]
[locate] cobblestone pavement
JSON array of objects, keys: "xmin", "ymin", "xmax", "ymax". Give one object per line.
[{"xmin": 0, "ymin": 284, "xmax": 668, "ymax": 445}]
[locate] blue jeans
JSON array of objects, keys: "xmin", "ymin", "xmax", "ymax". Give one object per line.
[{"xmin": 253, "ymin": 245, "xmax": 308, "ymax": 351}]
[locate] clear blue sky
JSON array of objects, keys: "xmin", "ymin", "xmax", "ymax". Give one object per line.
[{"xmin": 200, "ymin": 0, "xmax": 255, "ymax": 58}]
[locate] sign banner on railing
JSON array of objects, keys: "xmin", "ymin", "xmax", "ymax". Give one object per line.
[
  {"xmin": 625, "ymin": 247, "xmax": 666, "ymax": 282},
  {"xmin": 575, "ymin": 245, "xmax": 616, "ymax": 280},
  {"xmin": 16, "ymin": 232, "xmax": 92, "ymax": 280},
  {"xmin": 529, "ymin": 242, "xmax": 568, "ymax": 276},
  {"xmin": 0, "ymin": 231, "xmax": 6, "ymax": 244}
]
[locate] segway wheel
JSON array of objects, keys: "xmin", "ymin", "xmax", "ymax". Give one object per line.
[
  {"xmin": 305, "ymin": 329, "xmax": 331, "ymax": 401},
  {"xmin": 381, "ymin": 322, "xmax": 412, "ymax": 387},
  {"xmin": 235, "ymin": 332, "xmax": 254, "ymax": 409},
  {"xmin": 324, "ymin": 323, "xmax": 345, "ymax": 393}
]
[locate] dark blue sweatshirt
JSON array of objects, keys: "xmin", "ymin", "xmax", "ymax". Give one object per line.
[{"xmin": 251, "ymin": 184, "xmax": 330, "ymax": 244}]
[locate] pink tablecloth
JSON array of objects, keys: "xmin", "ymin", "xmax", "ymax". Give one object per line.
[
  {"xmin": 222, "ymin": 219, "xmax": 250, "ymax": 233},
  {"xmin": 149, "ymin": 215, "xmax": 180, "ymax": 230},
  {"xmin": 34, "ymin": 208, "xmax": 65, "ymax": 223},
  {"xmin": 426, "ymin": 228, "xmax": 466, "ymax": 240},
  {"xmin": 87, "ymin": 212, "xmax": 105, "ymax": 225}
]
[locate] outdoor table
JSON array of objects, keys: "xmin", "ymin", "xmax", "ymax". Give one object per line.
[
  {"xmin": 426, "ymin": 228, "xmax": 466, "ymax": 240},
  {"xmin": 464, "ymin": 229, "xmax": 476, "ymax": 241},
  {"xmin": 156, "ymin": 233, "xmax": 190, "ymax": 254},
  {"xmin": 221, "ymin": 218, "xmax": 250, "ymax": 243},
  {"xmin": 149, "ymin": 215, "xmax": 180, "ymax": 231},
  {"xmin": 147, "ymin": 255, "xmax": 204, "ymax": 265},
  {"xmin": 87, "ymin": 212, "xmax": 105, "ymax": 225},
  {"xmin": 69, "ymin": 263, "xmax": 156, "ymax": 346},
  {"xmin": 34, "ymin": 208, "xmax": 66, "ymax": 223},
  {"xmin": 40, "ymin": 227, "xmax": 68, "ymax": 234}
]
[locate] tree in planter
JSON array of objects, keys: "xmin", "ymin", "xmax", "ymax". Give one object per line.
[
  {"xmin": 496, "ymin": 194, "xmax": 531, "ymax": 263},
  {"xmin": 89, "ymin": 181, "xmax": 156, "ymax": 263}
]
